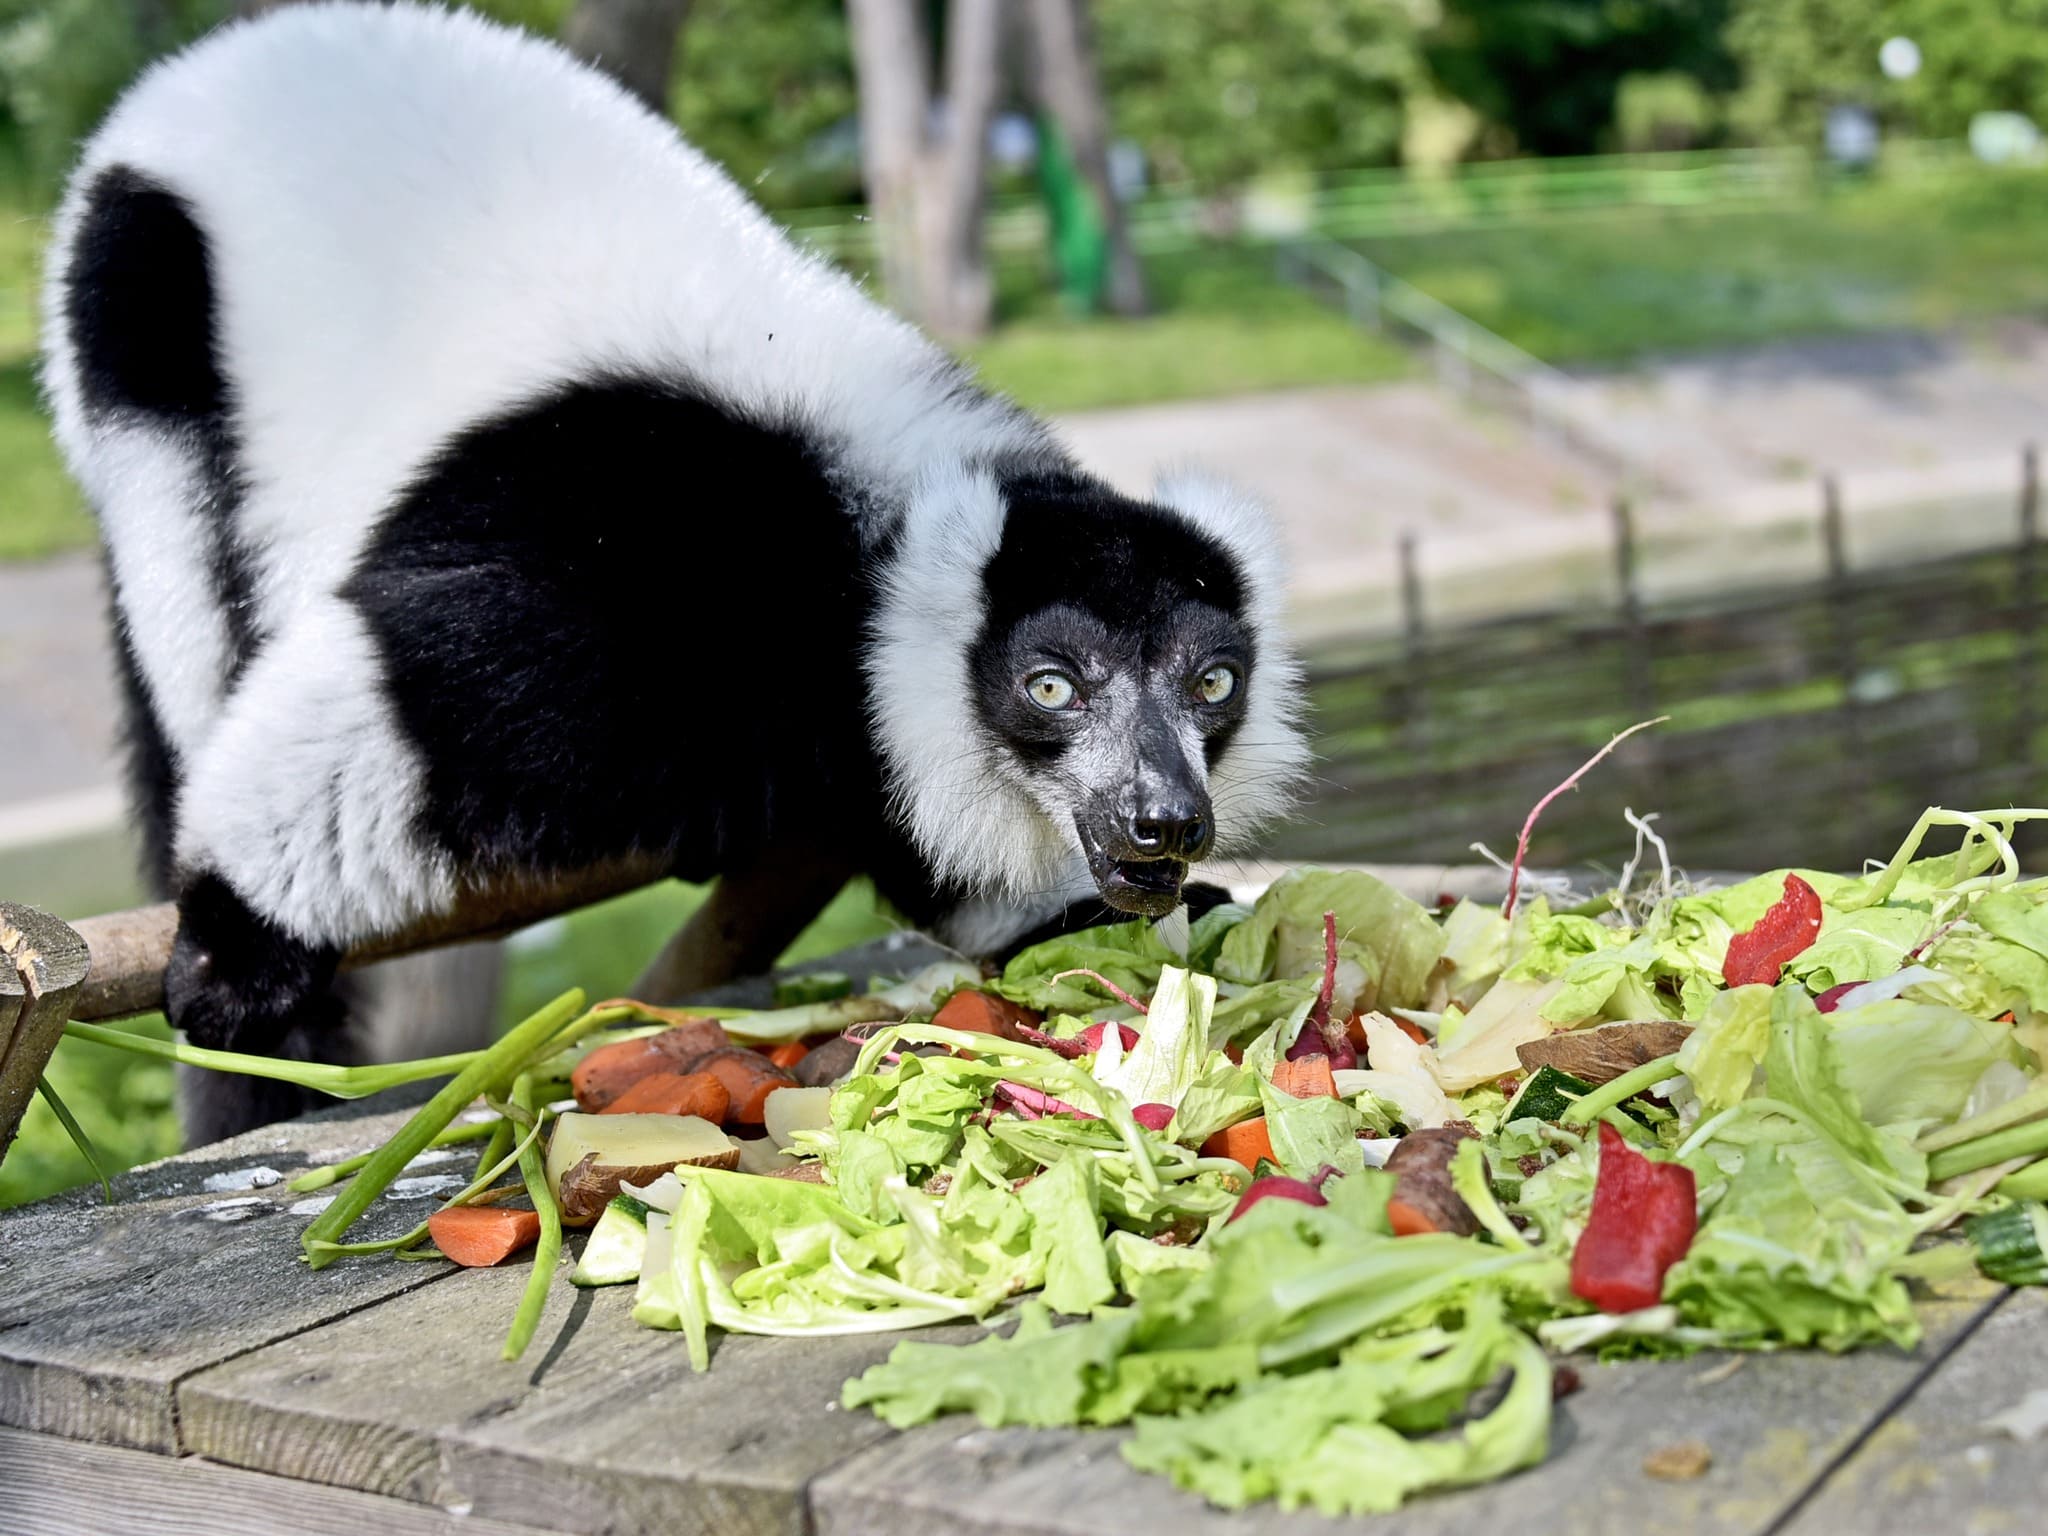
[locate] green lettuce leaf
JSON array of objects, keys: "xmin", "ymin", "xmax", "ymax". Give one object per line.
[
  {"xmin": 843, "ymin": 1302, "xmax": 1138, "ymax": 1428},
  {"xmin": 1675, "ymin": 984, "xmax": 1774, "ymax": 1116},
  {"xmin": 996, "ymin": 920, "xmax": 1176, "ymax": 1013},
  {"xmin": 1018, "ymin": 1153, "xmax": 1116, "ymax": 1314},
  {"xmin": 1096, "ymin": 965, "xmax": 1215, "ymax": 1112},
  {"xmin": 1257, "ymin": 1077, "xmax": 1366, "ymax": 1179},
  {"xmin": 1218, "ymin": 869, "xmax": 1443, "ymax": 1012}
]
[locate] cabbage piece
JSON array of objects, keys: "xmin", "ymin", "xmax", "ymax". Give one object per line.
[{"xmin": 1218, "ymin": 869, "xmax": 1443, "ymax": 1013}]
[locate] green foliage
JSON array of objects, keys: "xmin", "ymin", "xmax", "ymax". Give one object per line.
[
  {"xmin": 1426, "ymin": 0, "xmax": 1736, "ymax": 158},
  {"xmin": 1359, "ymin": 170, "xmax": 2048, "ymax": 362},
  {"xmin": 1094, "ymin": 0, "xmax": 1422, "ymax": 190},
  {"xmin": 0, "ymin": 0, "xmax": 227, "ymax": 205},
  {"xmin": 1727, "ymin": 0, "xmax": 2048, "ymax": 145},
  {"xmin": 665, "ymin": 0, "xmax": 859, "ymax": 207}
]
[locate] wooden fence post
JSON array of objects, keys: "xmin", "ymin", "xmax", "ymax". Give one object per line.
[
  {"xmin": 2015, "ymin": 445, "xmax": 2039, "ymax": 790},
  {"xmin": 0, "ymin": 906, "xmax": 92, "ymax": 1174},
  {"xmin": 1611, "ymin": 495, "xmax": 1661, "ymax": 806},
  {"xmin": 1822, "ymin": 475, "xmax": 1871, "ymax": 851},
  {"xmin": 1397, "ymin": 531, "xmax": 1430, "ymax": 781}
]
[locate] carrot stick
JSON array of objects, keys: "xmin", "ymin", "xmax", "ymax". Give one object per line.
[
  {"xmin": 428, "ymin": 1205, "xmax": 542, "ymax": 1267},
  {"xmin": 599, "ymin": 1070, "xmax": 729, "ymax": 1120},
  {"xmin": 1387, "ymin": 1197, "xmax": 1440, "ymax": 1236},
  {"xmin": 1202, "ymin": 1117, "xmax": 1277, "ymax": 1169},
  {"xmin": 764, "ymin": 1041, "xmax": 810, "ymax": 1070},
  {"xmin": 1270, "ymin": 1055, "xmax": 1338, "ymax": 1101}
]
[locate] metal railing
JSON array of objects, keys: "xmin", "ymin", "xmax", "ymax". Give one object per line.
[{"xmin": 1271, "ymin": 236, "xmax": 1633, "ymax": 480}]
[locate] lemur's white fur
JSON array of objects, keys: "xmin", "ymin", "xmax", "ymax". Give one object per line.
[{"xmin": 45, "ymin": 2, "xmax": 1305, "ymax": 946}]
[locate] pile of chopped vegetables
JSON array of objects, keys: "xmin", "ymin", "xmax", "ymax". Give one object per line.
[{"xmin": 72, "ymin": 801, "xmax": 2048, "ymax": 1515}]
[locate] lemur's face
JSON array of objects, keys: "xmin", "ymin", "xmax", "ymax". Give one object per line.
[{"xmin": 967, "ymin": 480, "xmax": 1262, "ymax": 917}]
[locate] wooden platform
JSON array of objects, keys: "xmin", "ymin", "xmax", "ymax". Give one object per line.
[{"xmin": 3, "ymin": 937, "xmax": 2042, "ymax": 1536}]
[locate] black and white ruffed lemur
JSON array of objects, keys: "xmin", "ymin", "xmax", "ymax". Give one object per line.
[{"xmin": 42, "ymin": 1, "xmax": 1311, "ymax": 1139}]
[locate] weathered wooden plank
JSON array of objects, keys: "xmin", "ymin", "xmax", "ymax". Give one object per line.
[
  {"xmin": 0, "ymin": 1098, "xmax": 466, "ymax": 1451},
  {"xmin": 0, "ymin": 904, "xmax": 91, "ymax": 1168},
  {"xmin": 1780, "ymin": 1287, "xmax": 2047, "ymax": 1535},
  {"xmin": 179, "ymin": 1259, "xmax": 920, "ymax": 1536},
  {"xmin": 0, "ymin": 1424, "xmax": 556, "ymax": 1536},
  {"xmin": 808, "ymin": 1280, "xmax": 2007, "ymax": 1536}
]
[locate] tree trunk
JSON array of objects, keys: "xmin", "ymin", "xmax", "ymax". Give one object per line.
[
  {"xmin": 923, "ymin": 0, "xmax": 1002, "ymax": 337},
  {"xmin": 1022, "ymin": 0, "xmax": 1147, "ymax": 316},
  {"xmin": 562, "ymin": 0, "xmax": 693, "ymax": 114},
  {"xmin": 846, "ymin": 0, "xmax": 933, "ymax": 322},
  {"xmin": 846, "ymin": 0, "xmax": 998, "ymax": 339}
]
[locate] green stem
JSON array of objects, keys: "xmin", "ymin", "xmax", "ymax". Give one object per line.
[
  {"xmin": 502, "ymin": 1072, "xmax": 563, "ymax": 1362},
  {"xmin": 1928, "ymin": 1117, "xmax": 2048, "ymax": 1183},
  {"xmin": 35, "ymin": 1078, "xmax": 114, "ymax": 1202},
  {"xmin": 1994, "ymin": 1161, "xmax": 2048, "ymax": 1201},
  {"xmin": 1560, "ymin": 1055, "xmax": 1682, "ymax": 1128},
  {"xmin": 1917, "ymin": 1081, "xmax": 2048, "ymax": 1155},
  {"xmin": 298, "ymin": 990, "xmax": 584, "ymax": 1268},
  {"xmin": 288, "ymin": 1118, "xmax": 500, "ymax": 1193},
  {"xmin": 475, "ymin": 1114, "xmax": 515, "ymax": 1187},
  {"xmin": 301, "ymin": 1110, "xmax": 549, "ymax": 1263},
  {"xmin": 63, "ymin": 1020, "xmax": 478, "ymax": 1100}
]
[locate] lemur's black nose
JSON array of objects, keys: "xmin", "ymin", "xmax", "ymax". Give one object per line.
[{"xmin": 1128, "ymin": 807, "xmax": 1211, "ymax": 861}]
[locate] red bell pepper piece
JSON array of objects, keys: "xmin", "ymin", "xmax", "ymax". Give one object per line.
[
  {"xmin": 1721, "ymin": 874, "xmax": 1824, "ymax": 988},
  {"xmin": 1569, "ymin": 1122, "xmax": 1697, "ymax": 1314}
]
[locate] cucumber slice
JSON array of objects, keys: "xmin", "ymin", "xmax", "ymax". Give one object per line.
[
  {"xmin": 774, "ymin": 970, "xmax": 852, "ymax": 1006},
  {"xmin": 1967, "ymin": 1201, "xmax": 2048, "ymax": 1286},
  {"xmin": 571, "ymin": 1194, "xmax": 651, "ymax": 1287}
]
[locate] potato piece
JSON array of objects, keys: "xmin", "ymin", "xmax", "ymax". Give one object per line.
[
  {"xmin": 1515, "ymin": 1021, "xmax": 1694, "ymax": 1086},
  {"xmin": 545, "ymin": 1112, "xmax": 738, "ymax": 1226},
  {"xmin": 763, "ymin": 1084, "xmax": 833, "ymax": 1149},
  {"xmin": 729, "ymin": 1133, "xmax": 791, "ymax": 1177},
  {"xmin": 793, "ymin": 1035, "xmax": 862, "ymax": 1087}
]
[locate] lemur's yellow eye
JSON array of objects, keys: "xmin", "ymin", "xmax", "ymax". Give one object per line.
[
  {"xmin": 1195, "ymin": 666, "xmax": 1238, "ymax": 705},
  {"xmin": 1027, "ymin": 672, "xmax": 1078, "ymax": 711}
]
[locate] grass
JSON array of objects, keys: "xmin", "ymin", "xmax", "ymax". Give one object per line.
[
  {"xmin": 0, "ymin": 876, "xmax": 902, "ymax": 1210},
  {"xmin": 963, "ymin": 246, "xmax": 1409, "ymax": 413},
  {"xmin": 1356, "ymin": 170, "xmax": 2048, "ymax": 365}
]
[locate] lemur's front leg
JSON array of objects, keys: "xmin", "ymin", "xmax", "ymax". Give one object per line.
[{"xmin": 164, "ymin": 871, "xmax": 345, "ymax": 1053}]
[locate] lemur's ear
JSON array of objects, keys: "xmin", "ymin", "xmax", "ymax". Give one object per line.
[{"xmin": 1150, "ymin": 467, "xmax": 1289, "ymax": 616}]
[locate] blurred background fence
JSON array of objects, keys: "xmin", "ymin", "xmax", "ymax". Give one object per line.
[{"xmin": 1275, "ymin": 454, "xmax": 2044, "ymax": 880}]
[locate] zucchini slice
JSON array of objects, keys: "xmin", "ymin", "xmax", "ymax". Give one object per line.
[
  {"xmin": 1967, "ymin": 1201, "xmax": 2048, "ymax": 1286},
  {"xmin": 571, "ymin": 1194, "xmax": 651, "ymax": 1288}
]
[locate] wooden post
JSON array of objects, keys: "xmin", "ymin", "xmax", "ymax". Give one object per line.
[
  {"xmin": 0, "ymin": 905, "xmax": 92, "ymax": 1172},
  {"xmin": 1611, "ymin": 495, "xmax": 1660, "ymax": 808},
  {"xmin": 2016, "ymin": 445, "xmax": 2040, "ymax": 789},
  {"xmin": 1822, "ymin": 474, "xmax": 1871, "ymax": 849},
  {"xmin": 1397, "ymin": 531, "xmax": 1430, "ymax": 775}
]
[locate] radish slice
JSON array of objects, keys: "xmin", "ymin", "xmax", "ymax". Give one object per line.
[{"xmin": 1819, "ymin": 965, "xmax": 1941, "ymax": 1013}]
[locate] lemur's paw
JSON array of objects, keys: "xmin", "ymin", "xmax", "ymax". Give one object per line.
[{"xmin": 166, "ymin": 873, "xmax": 343, "ymax": 1053}]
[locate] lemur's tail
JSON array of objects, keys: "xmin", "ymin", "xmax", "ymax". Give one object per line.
[{"xmin": 54, "ymin": 165, "xmax": 256, "ymax": 893}]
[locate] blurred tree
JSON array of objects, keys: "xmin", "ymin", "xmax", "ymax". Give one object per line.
[
  {"xmin": 0, "ymin": 0, "xmax": 225, "ymax": 203},
  {"xmin": 562, "ymin": 0, "xmax": 691, "ymax": 112},
  {"xmin": 845, "ymin": 0, "xmax": 1001, "ymax": 337},
  {"xmin": 1092, "ymin": 0, "xmax": 1423, "ymax": 191},
  {"xmin": 1019, "ymin": 0, "xmax": 1144, "ymax": 315},
  {"xmin": 1425, "ymin": 0, "xmax": 1735, "ymax": 158},
  {"xmin": 1727, "ymin": 0, "xmax": 2048, "ymax": 145},
  {"xmin": 664, "ymin": 0, "xmax": 857, "ymax": 205}
]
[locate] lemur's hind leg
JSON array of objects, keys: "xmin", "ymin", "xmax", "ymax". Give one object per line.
[{"xmin": 166, "ymin": 600, "xmax": 457, "ymax": 1138}]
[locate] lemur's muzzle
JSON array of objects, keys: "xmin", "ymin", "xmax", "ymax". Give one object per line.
[{"xmin": 1075, "ymin": 791, "xmax": 1214, "ymax": 918}]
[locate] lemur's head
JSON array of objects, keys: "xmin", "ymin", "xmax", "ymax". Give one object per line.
[{"xmin": 868, "ymin": 461, "xmax": 1310, "ymax": 923}]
